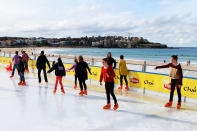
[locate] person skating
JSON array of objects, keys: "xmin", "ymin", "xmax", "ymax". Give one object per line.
[
  {"xmin": 17, "ymin": 56, "xmax": 26, "ymax": 86},
  {"xmin": 67, "ymin": 58, "xmax": 78, "ymax": 89},
  {"xmin": 155, "ymin": 55, "xmax": 183, "ymax": 109},
  {"xmin": 48, "ymin": 58, "xmax": 66, "ymax": 94},
  {"xmin": 10, "ymin": 51, "xmax": 19, "ymax": 78},
  {"xmin": 118, "ymin": 55, "xmax": 129, "ymax": 91},
  {"xmin": 22, "ymin": 51, "xmax": 29, "ymax": 72},
  {"xmin": 36, "ymin": 51, "xmax": 51, "ymax": 85},
  {"xmin": 75, "ymin": 56, "xmax": 91, "ymax": 96},
  {"xmin": 100, "ymin": 58, "xmax": 119, "ymax": 110},
  {"xmin": 106, "ymin": 52, "xmax": 116, "ymax": 69}
]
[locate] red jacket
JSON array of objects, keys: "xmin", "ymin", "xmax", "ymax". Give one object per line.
[{"xmin": 100, "ymin": 66, "xmax": 115, "ymax": 82}]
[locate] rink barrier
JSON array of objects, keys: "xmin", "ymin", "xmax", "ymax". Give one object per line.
[{"xmin": 1, "ymin": 56, "xmax": 197, "ymax": 99}]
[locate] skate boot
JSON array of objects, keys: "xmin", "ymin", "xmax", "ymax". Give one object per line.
[
  {"xmin": 53, "ymin": 89, "xmax": 57, "ymax": 94},
  {"xmin": 18, "ymin": 81, "xmax": 23, "ymax": 85},
  {"xmin": 84, "ymin": 90, "xmax": 87, "ymax": 95},
  {"xmin": 22, "ymin": 81, "xmax": 26, "ymax": 86},
  {"xmin": 10, "ymin": 75, "xmax": 14, "ymax": 78},
  {"xmin": 165, "ymin": 101, "xmax": 173, "ymax": 107},
  {"xmin": 118, "ymin": 85, "xmax": 123, "ymax": 90},
  {"xmin": 103, "ymin": 103, "xmax": 111, "ymax": 109},
  {"xmin": 113, "ymin": 103, "xmax": 119, "ymax": 110},
  {"xmin": 125, "ymin": 85, "xmax": 129, "ymax": 91},
  {"xmin": 73, "ymin": 84, "xmax": 77, "ymax": 89},
  {"xmin": 79, "ymin": 90, "xmax": 84, "ymax": 96},
  {"xmin": 177, "ymin": 102, "xmax": 181, "ymax": 109},
  {"xmin": 61, "ymin": 88, "xmax": 65, "ymax": 94}
]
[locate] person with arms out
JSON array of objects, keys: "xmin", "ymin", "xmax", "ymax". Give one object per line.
[
  {"xmin": 48, "ymin": 58, "xmax": 66, "ymax": 94},
  {"xmin": 118, "ymin": 55, "xmax": 129, "ymax": 91},
  {"xmin": 75, "ymin": 56, "xmax": 91, "ymax": 96},
  {"xmin": 17, "ymin": 56, "xmax": 26, "ymax": 86},
  {"xmin": 106, "ymin": 52, "xmax": 116, "ymax": 69},
  {"xmin": 155, "ymin": 55, "xmax": 183, "ymax": 109},
  {"xmin": 10, "ymin": 51, "xmax": 19, "ymax": 78},
  {"xmin": 100, "ymin": 58, "xmax": 119, "ymax": 110},
  {"xmin": 36, "ymin": 51, "xmax": 51, "ymax": 85}
]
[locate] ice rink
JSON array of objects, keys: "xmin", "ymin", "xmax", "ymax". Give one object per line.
[{"xmin": 1, "ymin": 66, "xmax": 197, "ymax": 131}]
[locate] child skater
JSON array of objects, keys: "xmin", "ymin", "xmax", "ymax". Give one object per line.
[
  {"xmin": 18, "ymin": 56, "xmax": 26, "ymax": 86},
  {"xmin": 67, "ymin": 58, "xmax": 78, "ymax": 89},
  {"xmin": 100, "ymin": 58, "xmax": 119, "ymax": 110},
  {"xmin": 118, "ymin": 55, "xmax": 129, "ymax": 91},
  {"xmin": 75, "ymin": 56, "xmax": 92, "ymax": 96},
  {"xmin": 48, "ymin": 58, "xmax": 66, "ymax": 94},
  {"xmin": 155, "ymin": 55, "xmax": 183, "ymax": 109}
]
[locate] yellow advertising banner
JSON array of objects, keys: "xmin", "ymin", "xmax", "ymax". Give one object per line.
[{"xmin": 1, "ymin": 57, "xmax": 197, "ymax": 99}]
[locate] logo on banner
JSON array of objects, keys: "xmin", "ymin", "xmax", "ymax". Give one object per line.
[
  {"xmin": 130, "ymin": 75, "xmax": 139, "ymax": 84},
  {"xmin": 162, "ymin": 78, "xmax": 171, "ymax": 90}
]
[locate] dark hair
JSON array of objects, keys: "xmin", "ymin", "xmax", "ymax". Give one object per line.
[
  {"xmin": 78, "ymin": 55, "xmax": 84, "ymax": 62},
  {"xmin": 74, "ymin": 58, "xmax": 78, "ymax": 63},
  {"xmin": 171, "ymin": 55, "xmax": 178, "ymax": 61},
  {"xmin": 16, "ymin": 51, "xmax": 18, "ymax": 55},
  {"xmin": 58, "ymin": 57, "xmax": 63, "ymax": 64},
  {"xmin": 18, "ymin": 56, "xmax": 22, "ymax": 59},
  {"xmin": 120, "ymin": 55, "xmax": 124, "ymax": 59},
  {"xmin": 41, "ymin": 51, "xmax": 44, "ymax": 55},
  {"xmin": 103, "ymin": 58, "xmax": 108, "ymax": 62}
]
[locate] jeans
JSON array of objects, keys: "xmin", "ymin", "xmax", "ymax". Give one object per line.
[
  {"xmin": 19, "ymin": 72, "xmax": 25, "ymax": 82},
  {"xmin": 79, "ymin": 79, "xmax": 87, "ymax": 91},
  {"xmin": 11, "ymin": 64, "xmax": 18, "ymax": 76},
  {"xmin": 23, "ymin": 60, "xmax": 28, "ymax": 70}
]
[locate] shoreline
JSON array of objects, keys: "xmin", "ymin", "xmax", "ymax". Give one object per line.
[{"xmin": 0, "ymin": 47, "xmax": 197, "ymax": 71}]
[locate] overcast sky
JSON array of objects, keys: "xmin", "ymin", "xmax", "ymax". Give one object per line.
[{"xmin": 0, "ymin": 0, "xmax": 197, "ymax": 47}]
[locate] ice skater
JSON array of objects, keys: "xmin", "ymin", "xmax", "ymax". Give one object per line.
[
  {"xmin": 67, "ymin": 57, "xmax": 78, "ymax": 89},
  {"xmin": 17, "ymin": 56, "xmax": 26, "ymax": 86},
  {"xmin": 100, "ymin": 58, "xmax": 119, "ymax": 110},
  {"xmin": 48, "ymin": 58, "xmax": 66, "ymax": 94},
  {"xmin": 22, "ymin": 51, "xmax": 29, "ymax": 72},
  {"xmin": 75, "ymin": 55, "xmax": 92, "ymax": 96},
  {"xmin": 155, "ymin": 55, "xmax": 183, "ymax": 109},
  {"xmin": 10, "ymin": 51, "xmax": 19, "ymax": 78},
  {"xmin": 36, "ymin": 51, "xmax": 51, "ymax": 85},
  {"xmin": 118, "ymin": 55, "xmax": 129, "ymax": 91},
  {"xmin": 106, "ymin": 52, "xmax": 116, "ymax": 69}
]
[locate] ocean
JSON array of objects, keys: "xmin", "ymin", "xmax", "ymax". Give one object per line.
[{"xmin": 44, "ymin": 47, "xmax": 197, "ymax": 65}]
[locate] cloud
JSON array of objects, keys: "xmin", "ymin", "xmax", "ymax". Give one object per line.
[{"xmin": 0, "ymin": 0, "xmax": 197, "ymax": 46}]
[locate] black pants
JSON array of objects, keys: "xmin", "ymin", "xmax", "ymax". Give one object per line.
[
  {"xmin": 79, "ymin": 79, "xmax": 87, "ymax": 91},
  {"xmin": 120, "ymin": 75, "xmax": 128, "ymax": 85},
  {"xmin": 75, "ymin": 74, "xmax": 78, "ymax": 85},
  {"xmin": 105, "ymin": 82, "xmax": 117, "ymax": 104},
  {"xmin": 169, "ymin": 79, "xmax": 182, "ymax": 102},
  {"xmin": 38, "ymin": 68, "xmax": 48, "ymax": 83}
]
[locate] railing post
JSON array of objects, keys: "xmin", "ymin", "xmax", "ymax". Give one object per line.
[
  {"xmin": 4, "ymin": 51, "xmax": 5, "ymax": 57},
  {"xmin": 184, "ymin": 96, "xmax": 186, "ymax": 103},
  {"xmin": 142, "ymin": 61, "xmax": 146, "ymax": 72},
  {"xmin": 91, "ymin": 57, "xmax": 94, "ymax": 66},
  {"xmin": 9, "ymin": 51, "xmax": 11, "ymax": 57}
]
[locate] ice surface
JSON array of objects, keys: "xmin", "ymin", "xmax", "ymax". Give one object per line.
[{"xmin": 0, "ymin": 65, "xmax": 197, "ymax": 131}]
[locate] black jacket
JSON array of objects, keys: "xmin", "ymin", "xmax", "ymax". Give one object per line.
[
  {"xmin": 36, "ymin": 55, "xmax": 50, "ymax": 69},
  {"xmin": 18, "ymin": 61, "xmax": 25, "ymax": 73},
  {"xmin": 48, "ymin": 62, "xmax": 66, "ymax": 76},
  {"xmin": 75, "ymin": 61, "xmax": 91, "ymax": 80},
  {"xmin": 107, "ymin": 57, "xmax": 116, "ymax": 69}
]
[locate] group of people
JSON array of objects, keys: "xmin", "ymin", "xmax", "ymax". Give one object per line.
[
  {"xmin": 10, "ymin": 51, "xmax": 29, "ymax": 85},
  {"xmin": 9, "ymin": 50, "xmax": 183, "ymax": 109}
]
